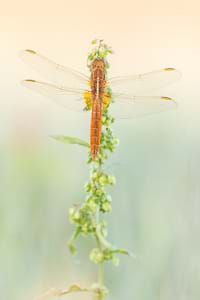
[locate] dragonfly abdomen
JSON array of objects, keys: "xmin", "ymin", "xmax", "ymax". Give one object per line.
[
  {"xmin": 90, "ymin": 97, "xmax": 102, "ymax": 160},
  {"xmin": 90, "ymin": 58, "xmax": 107, "ymax": 160}
]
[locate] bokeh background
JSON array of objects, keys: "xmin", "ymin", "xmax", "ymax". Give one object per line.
[{"xmin": 1, "ymin": 0, "xmax": 200, "ymax": 299}]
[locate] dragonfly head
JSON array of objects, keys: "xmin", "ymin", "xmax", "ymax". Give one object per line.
[{"xmin": 91, "ymin": 57, "xmax": 106, "ymax": 71}]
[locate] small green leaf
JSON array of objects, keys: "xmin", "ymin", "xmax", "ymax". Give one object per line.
[
  {"xmin": 68, "ymin": 227, "xmax": 81, "ymax": 255},
  {"xmin": 112, "ymin": 248, "xmax": 135, "ymax": 257},
  {"xmin": 107, "ymin": 49, "xmax": 113, "ymax": 54},
  {"xmin": 88, "ymin": 53, "xmax": 95, "ymax": 61},
  {"xmin": 51, "ymin": 135, "xmax": 89, "ymax": 148},
  {"xmin": 99, "ymin": 50, "xmax": 106, "ymax": 58},
  {"xmin": 68, "ymin": 241, "xmax": 76, "ymax": 255},
  {"xmin": 91, "ymin": 39, "xmax": 97, "ymax": 45}
]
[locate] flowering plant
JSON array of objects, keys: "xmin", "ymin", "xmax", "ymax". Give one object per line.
[{"xmin": 39, "ymin": 39, "xmax": 131, "ymax": 300}]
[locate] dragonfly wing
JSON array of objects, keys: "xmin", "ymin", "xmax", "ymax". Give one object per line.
[
  {"xmin": 20, "ymin": 49, "xmax": 89, "ymax": 90},
  {"xmin": 109, "ymin": 68, "xmax": 181, "ymax": 94},
  {"xmin": 109, "ymin": 94, "xmax": 177, "ymax": 119},
  {"xmin": 21, "ymin": 79, "xmax": 87, "ymax": 112}
]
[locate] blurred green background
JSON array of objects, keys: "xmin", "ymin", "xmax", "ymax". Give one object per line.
[{"xmin": 1, "ymin": 0, "xmax": 200, "ymax": 299}]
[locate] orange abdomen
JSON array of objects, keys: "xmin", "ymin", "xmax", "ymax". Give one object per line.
[
  {"xmin": 89, "ymin": 57, "xmax": 106, "ymax": 160},
  {"xmin": 90, "ymin": 97, "xmax": 102, "ymax": 160}
]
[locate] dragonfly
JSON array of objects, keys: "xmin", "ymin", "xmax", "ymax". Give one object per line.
[{"xmin": 20, "ymin": 49, "xmax": 181, "ymax": 160}]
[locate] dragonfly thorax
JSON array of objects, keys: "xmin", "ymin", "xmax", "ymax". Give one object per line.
[{"xmin": 90, "ymin": 58, "xmax": 106, "ymax": 97}]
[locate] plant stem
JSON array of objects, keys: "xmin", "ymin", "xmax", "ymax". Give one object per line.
[
  {"xmin": 95, "ymin": 228, "xmax": 105, "ymax": 299},
  {"xmin": 98, "ymin": 261, "xmax": 104, "ymax": 286},
  {"xmin": 68, "ymin": 41, "xmax": 127, "ymax": 300},
  {"xmin": 93, "ymin": 262, "xmax": 104, "ymax": 300}
]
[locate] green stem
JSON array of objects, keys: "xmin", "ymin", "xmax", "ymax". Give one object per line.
[
  {"xmin": 69, "ymin": 41, "xmax": 118, "ymax": 300},
  {"xmin": 98, "ymin": 262, "xmax": 104, "ymax": 296},
  {"xmin": 95, "ymin": 230, "xmax": 105, "ymax": 299}
]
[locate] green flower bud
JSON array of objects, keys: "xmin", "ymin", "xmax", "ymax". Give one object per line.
[
  {"xmin": 108, "ymin": 176, "xmax": 116, "ymax": 185},
  {"xmin": 90, "ymin": 248, "xmax": 104, "ymax": 263},
  {"xmin": 101, "ymin": 202, "xmax": 112, "ymax": 213},
  {"xmin": 91, "ymin": 39, "xmax": 97, "ymax": 45},
  {"xmin": 69, "ymin": 207, "xmax": 75, "ymax": 216},
  {"xmin": 102, "ymin": 116, "xmax": 106, "ymax": 123},
  {"xmin": 84, "ymin": 182, "xmax": 92, "ymax": 192},
  {"xmin": 82, "ymin": 224, "xmax": 89, "ymax": 233},
  {"xmin": 95, "ymin": 189, "xmax": 104, "ymax": 197},
  {"xmin": 98, "ymin": 175, "xmax": 107, "ymax": 185},
  {"xmin": 87, "ymin": 201, "xmax": 97, "ymax": 213},
  {"xmin": 74, "ymin": 211, "xmax": 80, "ymax": 221},
  {"xmin": 113, "ymin": 138, "xmax": 119, "ymax": 145},
  {"xmin": 103, "ymin": 250, "xmax": 112, "ymax": 260},
  {"xmin": 91, "ymin": 172, "xmax": 98, "ymax": 180}
]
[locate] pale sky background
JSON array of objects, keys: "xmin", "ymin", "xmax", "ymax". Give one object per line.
[
  {"xmin": 1, "ymin": 0, "xmax": 200, "ymax": 139},
  {"xmin": 1, "ymin": 1, "xmax": 200, "ymax": 300}
]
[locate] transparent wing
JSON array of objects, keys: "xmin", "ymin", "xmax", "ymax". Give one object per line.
[
  {"xmin": 21, "ymin": 79, "xmax": 87, "ymax": 112},
  {"xmin": 20, "ymin": 49, "xmax": 89, "ymax": 90},
  {"xmin": 109, "ymin": 68, "xmax": 181, "ymax": 94},
  {"xmin": 109, "ymin": 93, "xmax": 177, "ymax": 119}
]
